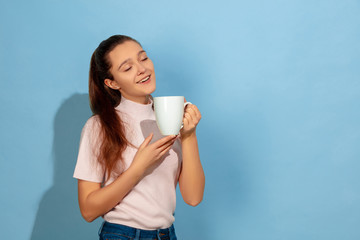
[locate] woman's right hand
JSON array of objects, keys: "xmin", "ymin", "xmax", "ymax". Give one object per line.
[{"xmin": 130, "ymin": 133, "xmax": 177, "ymax": 175}]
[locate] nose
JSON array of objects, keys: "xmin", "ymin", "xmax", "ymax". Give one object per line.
[{"xmin": 137, "ymin": 62, "xmax": 146, "ymax": 75}]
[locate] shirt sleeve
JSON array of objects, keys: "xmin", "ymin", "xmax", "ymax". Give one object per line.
[{"xmin": 73, "ymin": 116, "xmax": 104, "ymax": 183}]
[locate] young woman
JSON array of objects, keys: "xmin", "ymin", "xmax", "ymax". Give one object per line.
[{"xmin": 73, "ymin": 35, "xmax": 205, "ymax": 240}]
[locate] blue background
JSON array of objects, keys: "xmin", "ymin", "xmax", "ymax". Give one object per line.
[{"xmin": 1, "ymin": 0, "xmax": 359, "ymax": 239}]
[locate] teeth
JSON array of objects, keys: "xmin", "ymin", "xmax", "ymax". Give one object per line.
[{"xmin": 138, "ymin": 76, "xmax": 150, "ymax": 83}]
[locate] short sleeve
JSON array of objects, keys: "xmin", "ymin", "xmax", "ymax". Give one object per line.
[{"xmin": 73, "ymin": 116, "xmax": 104, "ymax": 183}]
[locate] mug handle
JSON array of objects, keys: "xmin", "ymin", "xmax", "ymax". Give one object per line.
[
  {"xmin": 180, "ymin": 102, "xmax": 192, "ymax": 130},
  {"xmin": 184, "ymin": 101, "xmax": 192, "ymax": 108}
]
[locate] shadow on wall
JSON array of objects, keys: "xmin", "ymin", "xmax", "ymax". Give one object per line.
[{"xmin": 31, "ymin": 93, "xmax": 102, "ymax": 240}]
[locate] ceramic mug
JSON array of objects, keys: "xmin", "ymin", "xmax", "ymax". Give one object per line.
[{"xmin": 153, "ymin": 96, "xmax": 191, "ymax": 135}]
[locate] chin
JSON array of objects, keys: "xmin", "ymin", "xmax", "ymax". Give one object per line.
[{"xmin": 149, "ymin": 82, "xmax": 156, "ymax": 93}]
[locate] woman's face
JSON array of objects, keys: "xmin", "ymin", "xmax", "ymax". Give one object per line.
[{"xmin": 105, "ymin": 40, "xmax": 156, "ymax": 104}]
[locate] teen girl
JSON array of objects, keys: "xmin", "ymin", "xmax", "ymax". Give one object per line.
[{"xmin": 73, "ymin": 35, "xmax": 205, "ymax": 240}]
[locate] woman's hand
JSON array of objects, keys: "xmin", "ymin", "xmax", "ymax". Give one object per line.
[
  {"xmin": 130, "ymin": 133, "xmax": 177, "ymax": 175},
  {"xmin": 180, "ymin": 101, "xmax": 202, "ymax": 138}
]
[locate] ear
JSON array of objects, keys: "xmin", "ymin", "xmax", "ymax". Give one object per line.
[{"xmin": 104, "ymin": 79, "xmax": 121, "ymax": 90}]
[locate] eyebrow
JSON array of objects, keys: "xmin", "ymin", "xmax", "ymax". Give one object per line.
[{"xmin": 117, "ymin": 50, "xmax": 146, "ymax": 71}]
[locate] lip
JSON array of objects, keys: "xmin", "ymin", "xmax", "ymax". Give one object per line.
[{"xmin": 136, "ymin": 74, "xmax": 151, "ymax": 84}]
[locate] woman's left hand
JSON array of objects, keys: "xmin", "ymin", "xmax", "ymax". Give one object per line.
[{"xmin": 180, "ymin": 100, "xmax": 202, "ymax": 138}]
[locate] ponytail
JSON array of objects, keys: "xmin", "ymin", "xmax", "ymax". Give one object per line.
[{"xmin": 88, "ymin": 35, "xmax": 140, "ymax": 181}]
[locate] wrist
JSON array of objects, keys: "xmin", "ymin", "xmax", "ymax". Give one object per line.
[
  {"xmin": 180, "ymin": 130, "xmax": 197, "ymax": 141},
  {"xmin": 127, "ymin": 163, "xmax": 145, "ymax": 180}
]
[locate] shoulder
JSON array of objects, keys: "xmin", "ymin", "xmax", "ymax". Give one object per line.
[
  {"xmin": 84, "ymin": 115, "xmax": 100, "ymax": 128},
  {"xmin": 81, "ymin": 115, "xmax": 102, "ymax": 139}
]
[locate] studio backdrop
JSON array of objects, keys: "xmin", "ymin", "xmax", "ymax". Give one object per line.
[{"xmin": 1, "ymin": 0, "xmax": 359, "ymax": 239}]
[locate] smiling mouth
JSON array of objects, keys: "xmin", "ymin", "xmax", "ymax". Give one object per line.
[{"xmin": 137, "ymin": 75, "xmax": 151, "ymax": 84}]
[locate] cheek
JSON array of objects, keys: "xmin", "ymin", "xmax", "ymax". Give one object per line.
[
  {"xmin": 146, "ymin": 60, "xmax": 155, "ymax": 71},
  {"xmin": 114, "ymin": 75, "xmax": 134, "ymax": 88}
]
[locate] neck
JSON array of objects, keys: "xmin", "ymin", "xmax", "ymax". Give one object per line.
[{"xmin": 121, "ymin": 94, "xmax": 150, "ymax": 105}]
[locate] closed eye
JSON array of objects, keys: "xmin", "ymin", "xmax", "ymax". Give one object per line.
[{"xmin": 124, "ymin": 66, "xmax": 132, "ymax": 72}]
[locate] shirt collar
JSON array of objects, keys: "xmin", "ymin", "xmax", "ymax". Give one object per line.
[{"xmin": 115, "ymin": 95, "xmax": 154, "ymax": 119}]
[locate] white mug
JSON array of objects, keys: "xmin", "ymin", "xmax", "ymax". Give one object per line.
[{"xmin": 153, "ymin": 96, "xmax": 191, "ymax": 135}]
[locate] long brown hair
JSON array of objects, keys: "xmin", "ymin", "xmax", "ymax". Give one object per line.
[{"xmin": 89, "ymin": 35, "xmax": 141, "ymax": 181}]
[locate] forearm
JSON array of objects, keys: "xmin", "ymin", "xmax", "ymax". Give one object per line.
[
  {"xmin": 79, "ymin": 165, "xmax": 143, "ymax": 222},
  {"xmin": 179, "ymin": 132, "xmax": 205, "ymax": 206}
]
